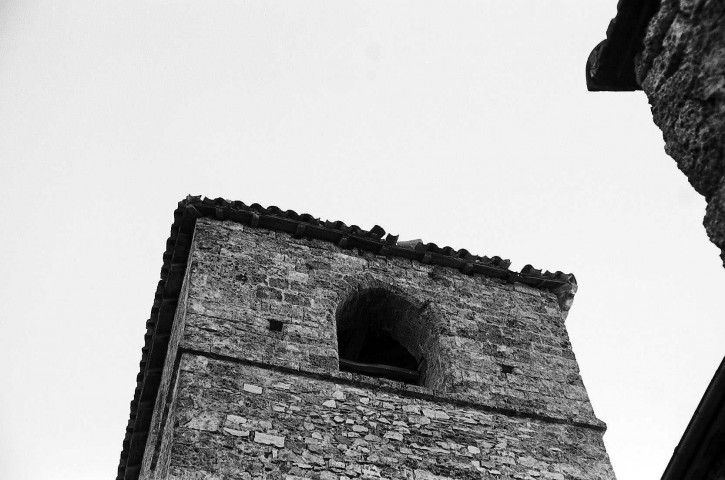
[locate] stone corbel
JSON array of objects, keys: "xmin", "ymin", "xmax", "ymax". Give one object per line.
[{"xmin": 553, "ymin": 281, "xmax": 578, "ymax": 321}]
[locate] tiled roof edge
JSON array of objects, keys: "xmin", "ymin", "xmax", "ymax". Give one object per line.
[
  {"xmin": 586, "ymin": 0, "xmax": 661, "ymax": 91},
  {"xmin": 661, "ymin": 356, "xmax": 725, "ymax": 479},
  {"xmin": 185, "ymin": 195, "xmax": 577, "ymax": 292},
  {"xmin": 116, "ymin": 195, "xmax": 578, "ymax": 479}
]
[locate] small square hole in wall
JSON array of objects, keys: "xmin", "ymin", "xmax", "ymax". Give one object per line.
[
  {"xmin": 268, "ymin": 319, "xmax": 284, "ymax": 332},
  {"xmin": 500, "ymin": 364, "xmax": 514, "ymax": 374}
]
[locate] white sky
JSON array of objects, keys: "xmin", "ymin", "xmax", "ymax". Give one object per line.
[{"xmin": 1, "ymin": 2, "xmax": 723, "ymax": 479}]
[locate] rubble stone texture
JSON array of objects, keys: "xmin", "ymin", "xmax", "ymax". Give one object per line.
[
  {"xmin": 138, "ymin": 218, "xmax": 615, "ymax": 479},
  {"xmin": 635, "ymin": 0, "xmax": 725, "ymax": 266}
]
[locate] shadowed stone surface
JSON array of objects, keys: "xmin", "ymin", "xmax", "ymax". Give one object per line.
[
  {"xmin": 588, "ymin": 5, "xmax": 725, "ymax": 476},
  {"xmin": 635, "ymin": 0, "xmax": 725, "ymax": 266}
]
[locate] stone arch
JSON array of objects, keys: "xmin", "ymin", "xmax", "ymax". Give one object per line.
[{"xmin": 335, "ymin": 281, "xmax": 442, "ymax": 387}]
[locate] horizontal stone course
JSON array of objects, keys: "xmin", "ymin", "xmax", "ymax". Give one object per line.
[{"xmin": 167, "ymin": 354, "xmax": 615, "ymax": 480}]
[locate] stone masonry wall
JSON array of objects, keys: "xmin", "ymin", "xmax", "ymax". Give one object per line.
[
  {"xmin": 139, "ymin": 217, "xmax": 614, "ymax": 479},
  {"xmin": 181, "ymin": 219, "xmax": 599, "ymax": 425},
  {"xmin": 635, "ymin": 0, "xmax": 725, "ymax": 265},
  {"xmin": 141, "ymin": 234, "xmax": 198, "ymax": 479},
  {"xmin": 166, "ymin": 353, "xmax": 615, "ymax": 480}
]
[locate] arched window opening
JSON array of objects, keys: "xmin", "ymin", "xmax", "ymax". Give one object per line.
[{"xmin": 336, "ymin": 288, "xmax": 425, "ymax": 385}]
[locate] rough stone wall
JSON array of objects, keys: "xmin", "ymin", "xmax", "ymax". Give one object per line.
[
  {"xmin": 141, "ymin": 238, "xmax": 197, "ymax": 479},
  {"xmin": 182, "ymin": 219, "xmax": 599, "ymax": 424},
  {"xmin": 166, "ymin": 354, "xmax": 615, "ymax": 480},
  {"xmin": 635, "ymin": 0, "xmax": 725, "ymax": 265},
  {"xmin": 140, "ymin": 217, "xmax": 614, "ymax": 479}
]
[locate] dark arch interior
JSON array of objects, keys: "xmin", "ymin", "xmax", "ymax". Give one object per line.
[{"xmin": 336, "ymin": 288, "xmax": 423, "ymax": 385}]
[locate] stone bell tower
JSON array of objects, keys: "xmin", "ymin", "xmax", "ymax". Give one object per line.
[{"xmin": 117, "ymin": 196, "xmax": 615, "ymax": 480}]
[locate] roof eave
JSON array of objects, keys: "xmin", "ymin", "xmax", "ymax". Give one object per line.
[
  {"xmin": 661, "ymin": 356, "xmax": 725, "ymax": 479},
  {"xmin": 586, "ymin": 0, "xmax": 661, "ymax": 92}
]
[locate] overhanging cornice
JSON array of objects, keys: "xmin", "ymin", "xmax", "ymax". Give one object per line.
[{"xmin": 587, "ymin": 0, "xmax": 661, "ymax": 91}]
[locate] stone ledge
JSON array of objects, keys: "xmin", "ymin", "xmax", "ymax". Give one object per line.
[{"xmin": 179, "ymin": 348, "xmax": 607, "ymax": 433}]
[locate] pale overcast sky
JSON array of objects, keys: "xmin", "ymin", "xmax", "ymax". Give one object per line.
[{"xmin": 1, "ymin": 2, "xmax": 724, "ymax": 479}]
